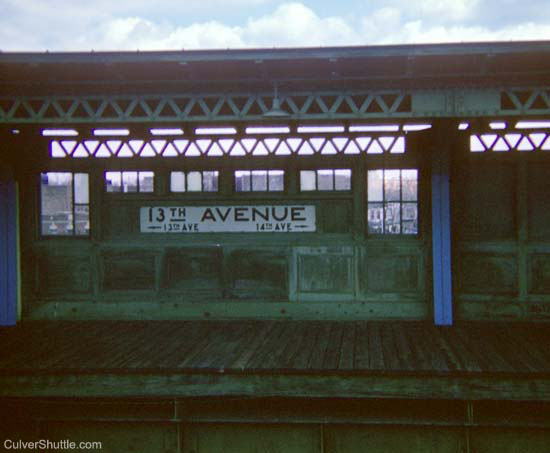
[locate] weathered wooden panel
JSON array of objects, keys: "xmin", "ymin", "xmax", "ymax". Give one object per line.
[
  {"xmin": 527, "ymin": 163, "xmax": 550, "ymax": 240},
  {"xmin": 364, "ymin": 255, "xmax": 419, "ymax": 292},
  {"xmin": 103, "ymin": 203, "xmax": 140, "ymax": 237},
  {"xmin": 183, "ymin": 423, "xmax": 320, "ymax": 453},
  {"xmin": 457, "ymin": 253, "xmax": 517, "ymax": 294},
  {"xmin": 298, "ymin": 248, "xmax": 354, "ymax": 293},
  {"xmin": 457, "ymin": 300, "xmax": 524, "ymax": 320},
  {"xmin": 102, "ymin": 251, "xmax": 156, "ymax": 291},
  {"xmin": 228, "ymin": 249, "xmax": 288, "ymax": 299},
  {"xmin": 321, "ymin": 200, "xmax": 353, "ymax": 233},
  {"xmin": 470, "ymin": 428, "xmax": 550, "ymax": 453},
  {"xmin": 324, "ymin": 426, "xmax": 464, "ymax": 453},
  {"xmin": 42, "ymin": 421, "xmax": 178, "ymax": 453},
  {"xmin": 162, "ymin": 247, "xmax": 222, "ymax": 291},
  {"xmin": 455, "ymin": 163, "xmax": 516, "ymax": 239},
  {"xmin": 37, "ymin": 250, "xmax": 91, "ymax": 295},
  {"xmin": 475, "ymin": 400, "xmax": 550, "ymax": 426},
  {"xmin": 530, "ymin": 254, "xmax": 550, "ymax": 294}
]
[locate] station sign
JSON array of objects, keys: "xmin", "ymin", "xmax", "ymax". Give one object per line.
[{"xmin": 140, "ymin": 205, "xmax": 316, "ymax": 233}]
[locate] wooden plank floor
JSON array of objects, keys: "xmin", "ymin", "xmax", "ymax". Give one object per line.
[{"xmin": 0, "ymin": 320, "xmax": 549, "ymax": 376}]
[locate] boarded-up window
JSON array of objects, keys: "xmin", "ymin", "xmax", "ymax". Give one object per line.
[
  {"xmin": 457, "ymin": 253, "xmax": 517, "ymax": 294},
  {"xmin": 454, "ymin": 163, "xmax": 515, "ymax": 239},
  {"xmin": 528, "ymin": 163, "xmax": 550, "ymax": 240}
]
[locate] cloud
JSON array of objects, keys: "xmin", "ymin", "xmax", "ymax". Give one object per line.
[
  {"xmin": 244, "ymin": 3, "xmax": 359, "ymax": 47},
  {"xmin": 1, "ymin": 1, "xmax": 550, "ymax": 51},
  {"xmin": 90, "ymin": 3, "xmax": 360, "ymax": 51},
  {"xmin": 396, "ymin": 21, "xmax": 550, "ymax": 44},
  {"xmin": 386, "ymin": 0, "xmax": 480, "ymax": 22}
]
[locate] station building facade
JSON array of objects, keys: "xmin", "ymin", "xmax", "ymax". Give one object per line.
[{"xmin": 1, "ymin": 42, "xmax": 550, "ymax": 452}]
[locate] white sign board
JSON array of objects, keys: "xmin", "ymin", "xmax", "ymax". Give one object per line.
[{"xmin": 140, "ymin": 205, "xmax": 316, "ymax": 233}]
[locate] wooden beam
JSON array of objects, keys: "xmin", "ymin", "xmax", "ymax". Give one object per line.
[
  {"xmin": 1, "ymin": 372, "xmax": 550, "ymax": 401},
  {"xmin": 431, "ymin": 123, "xmax": 454, "ymax": 326}
]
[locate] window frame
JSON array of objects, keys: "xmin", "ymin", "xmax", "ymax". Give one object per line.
[
  {"xmin": 366, "ymin": 167, "xmax": 419, "ymax": 236},
  {"xmin": 104, "ymin": 170, "xmax": 155, "ymax": 194},
  {"xmin": 39, "ymin": 171, "xmax": 90, "ymax": 238},
  {"xmin": 233, "ymin": 169, "xmax": 286, "ymax": 193},
  {"xmin": 299, "ymin": 168, "xmax": 352, "ymax": 192},
  {"xmin": 169, "ymin": 170, "xmax": 220, "ymax": 193}
]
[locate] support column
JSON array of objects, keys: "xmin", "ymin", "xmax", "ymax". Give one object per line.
[
  {"xmin": 0, "ymin": 175, "xmax": 19, "ymax": 326},
  {"xmin": 431, "ymin": 124, "xmax": 454, "ymax": 326}
]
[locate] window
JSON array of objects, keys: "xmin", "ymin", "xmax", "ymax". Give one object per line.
[
  {"xmin": 300, "ymin": 169, "xmax": 351, "ymax": 191},
  {"xmin": 105, "ymin": 171, "xmax": 154, "ymax": 193},
  {"xmin": 170, "ymin": 171, "xmax": 219, "ymax": 192},
  {"xmin": 367, "ymin": 169, "xmax": 418, "ymax": 235},
  {"xmin": 40, "ymin": 172, "xmax": 89, "ymax": 236},
  {"xmin": 235, "ymin": 170, "xmax": 284, "ymax": 192}
]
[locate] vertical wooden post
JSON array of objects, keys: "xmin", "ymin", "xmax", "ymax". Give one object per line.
[
  {"xmin": 431, "ymin": 122, "xmax": 453, "ymax": 326},
  {"xmin": 0, "ymin": 175, "xmax": 19, "ymax": 326},
  {"xmin": 517, "ymin": 161, "xmax": 528, "ymax": 309}
]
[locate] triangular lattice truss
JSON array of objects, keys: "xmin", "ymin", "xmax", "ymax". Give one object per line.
[
  {"xmin": 470, "ymin": 131, "xmax": 550, "ymax": 152},
  {"xmin": 0, "ymin": 92, "xmax": 411, "ymax": 123},
  {"xmin": 51, "ymin": 135, "xmax": 406, "ymax": 158},
  {"xmin": 3, "ymin": 88, "xmax": 550, "ymax": 124}
]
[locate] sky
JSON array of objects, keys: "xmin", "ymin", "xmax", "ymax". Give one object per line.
[{"xmin": 1, "ymin": 0, "xmax": 550, "ymax": 52}]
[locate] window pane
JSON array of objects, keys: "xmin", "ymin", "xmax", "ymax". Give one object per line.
[
  {"xmin": 300, "ymin": 171, "xmax": 316, "ymax": 191},
  {"xmin": 367, "ymin": 202, "xmax": 384, "ymax": 234},
  {"xmin": 122, "ymin": 172, "xmax": 138, "ymax": 193},
  {"xmin": 402, "ymin": 202, "xmax": 418, "ymax": 234},
  {"xmin": 170, "ymin": 172, "xmax": 186, "ymax": 192},
  {"xmin": 40, "ymin": 172, "xmax": 73, "ymax": 236},
  {"xmin": 317, "ymin": 169, "xmax": 334, "ymax": 190},
  {"xmin": 251, "ymin": 170, "xmax": 267, "ymax": 191},
  {"xmin": 139, "ymin": 172, "xmax": 154, "ymax": 193},
  {"xmin": 74, "ymin": 173, "xmax": 89, "ymax": 204},
  {"xmin": 402, "ymin": 202, "xmax": 418, "ymax": 221},
  {"xmin": 335, "ymin": 169, "xmax": 351, "ymax": 190},
  {"xmin": 268, "ymin": 170, "xmax": 284, "ymax": 191},
  {"xmin": 187, "ymin": 171, "xmax": 202, "ymax": 192},
  {"xmin": 402, "ymin": 169, "xmax": 418, "ymax": 201},
  {"xmin": 235, "ymin": 171, "xmax": 251, "ymax": 191},
  {"xmin": 203, "ymin": 171, "xmax": 219, "ymax": 192},
  {"xmin": 105, "ymin": 172, "xmax": 121, "ymax": 192},
  {"xmin": 385, "ymin": 202, "xmax": 401, "ymax": 234},
  {"xmin": 75, "ymin": 205, "xmax": 90, "ymax": 236},
  {"xmin": 384, "ymin": 170, "xmax": 400, "ymax": 201},
  {"xmin": 367, "ymin": 170, "xmax": 384, "ymax": 201}
]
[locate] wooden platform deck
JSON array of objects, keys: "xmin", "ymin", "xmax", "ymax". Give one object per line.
[{"xmin": 1, "ymin": 320, "xmax": 549, "ymax": 400}]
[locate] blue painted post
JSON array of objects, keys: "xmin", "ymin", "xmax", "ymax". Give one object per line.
[
  {"xmin": 432, "ymin": 138, "xmax": 453, "ymax": 326},
  {"xmin": 0, "ymin": 176, "xmax": 18, "ymax": 326}
]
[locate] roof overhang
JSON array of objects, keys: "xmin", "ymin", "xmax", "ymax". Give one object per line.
[{"xmin": 2, "ymin": 41, "xmax": 550, "ymax": 96}]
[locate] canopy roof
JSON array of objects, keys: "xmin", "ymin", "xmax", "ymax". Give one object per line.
[{"xmin": 2, "ymin": 41, "xmax": 550, "ymax": 95}]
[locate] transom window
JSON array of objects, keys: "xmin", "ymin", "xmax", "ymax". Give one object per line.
[
  {"xmin": 105, "ymin": 171, "xmax": 154, "ymax": 193},
  {"xmin": 300, "ymin": 169, "xmax": 351, "ymax": 191},
  {"xmin": 235, "ymin": 170, "xmax": 284, "ymax": 192},
  {"xmin": 367, "ymin": 169, "xmax": 418, "ymax": 235},
  {"xmin": 170, "ymin": 171, "xmax": 219, "ymax": 192},
  {"xmin": 40, "ymin": 172, "xmax": 89, "ymax": 236}
]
